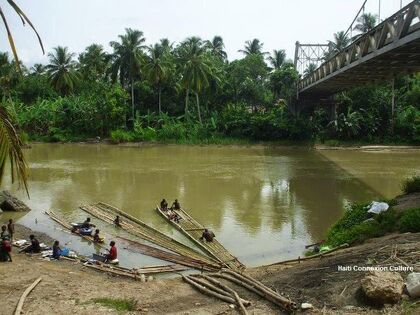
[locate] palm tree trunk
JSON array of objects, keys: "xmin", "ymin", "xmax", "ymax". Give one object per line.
[
  {"xmin": 185, "ymin": 88, "xmax": 189, "ymax": 119},
  {"xmin": 195, "ymin": 92, "xmax": 202, "ymax": 124},
  {"xmin": 158, "ymin": 85, "xmax": 162, "ymax": 114},
  {"xmin": 131, "ymin": 76, "xmax": 135, "ymax": 121}
]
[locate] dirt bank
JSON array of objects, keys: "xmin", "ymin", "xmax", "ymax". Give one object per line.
[{"xmin": 1, "ymin": 226, "xmax": 419, "ymax": 314}]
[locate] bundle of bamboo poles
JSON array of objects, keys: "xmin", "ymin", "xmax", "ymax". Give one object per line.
[
  {"xmin": 45, "ymin": 210, "xmax": 219, "ymax": 272},
  {"xmin": 206, "ymin": 269, "xmax": 297, "ymax": 312},
  {"xmin": 182, "ymin": 274, "xmax": 250, "ymax": 315},
  {"xmin": 80, "ymin": 203, "xmax": 218, "ymax": 266}
]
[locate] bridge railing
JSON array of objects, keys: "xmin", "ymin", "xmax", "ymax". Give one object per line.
[{"xmin": 299, "ymin": 0, "xmax": 420, "ymax": 92}]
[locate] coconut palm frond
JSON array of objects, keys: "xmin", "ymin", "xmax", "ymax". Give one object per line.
[{"xmin": 0, "ymin": 106, "xmax": 28, "ymax": 196}]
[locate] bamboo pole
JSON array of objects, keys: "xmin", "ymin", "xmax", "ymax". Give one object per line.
[
  {"xmin": 182, "ymin": 275, "xmax": 239, "ymax": 305},
  {"xmin": 195, "ymin": 275, "xmax": 251, "ymax": 307},
  {"xmin": 263, "ymin": 243, "xmax": 349, "ymax": 267},
  {"xmin": 221, "ymin": 270, "xmax": 294, "ymax": 307},
  {"xmin": 14, "ymin": 277, "xmax": 42, "ymax": 315}
]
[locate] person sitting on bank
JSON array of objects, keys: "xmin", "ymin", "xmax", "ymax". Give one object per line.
[
  {"xmin": 52, "ymin": 240, "xmax": 61, "ymax": 260},
  {"xmin": 92, "ymin": 229, "xmax": 102, "ymax": 243},
  {"xmin": 22, "ymin": 235, "xmax": 41, "ymax": 253},
  {"xmin": 160, "ymin": 199, "xmax": 168, "ymax": 211},
  {"xmin": 0, "ymin": 225, "xmax": 9, "ymax": 240},
  {"xmin": 171, "ymin": 199, "xmax": 181, "ymax": 210},
  {"xmin": 7, "ymin": 219, "xmax": 14, "ymax": 241},
  {"xmin": 113, "ymin": 215, "xmax": 121, "ymax": 227},
  {"xmin": 106, "ymin": 241, "xmax": 117, "ymax": 262},
  {"xmin": 200, "ymin": 229, "xmax": 215, "ymax": 242},
  {"xmin": 0, "ymin": 237, "xmax": 12, "ymax": 262},
  {"xmin": 81, "ymin": 217, "xmax": 96, "ymax": 229}
]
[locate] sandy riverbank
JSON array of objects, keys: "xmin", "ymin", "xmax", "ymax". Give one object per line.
[{"xmin": 1, "ymin": 224, "xmax": 419, "ymax": 314}]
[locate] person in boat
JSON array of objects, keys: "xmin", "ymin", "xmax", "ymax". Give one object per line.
[
  {"xmin": 106, "ymin": 241, "xmax": 117, "ymax": 262},
  {"xmin": 52, "ymin": 240, "xmax": 61, "ymax": 260},
  {"xmin": 114, "ymin": 215, "xmax": 121, "ymax": 227},
  {"xmin": 0, "ymin": 237, "xmax": 12, "ymax": 262},
  {"xmin": 171, "ymin": 199, "xmax": 181, "ymax": 210},
  {"xmin": 22, "ymin": 235, "xmax": 41, "ymax": 253},
  {"xmin": 81, "ymin": 217, "xmax": 96, "ymax": 229},
  {"xmin": 92, "ymin": 229, "xmax": 102, "ymax": 243},
  {"xmin": 168, "ymin": 212, "xmax": 180, "ymax": 223},
  {"xmin": 160, "ymin": 199, "xmax": 168, "ymax": 211},
  {"xmin": 0, "ymin": 225, "xmax": 9, "ymax": 240},
  {"xmin": 200, "ymin": 229, "xmax": 215, "ymax": 242},
  {"xmin": 7, "ymin": 219, "xmax": 14, "ymax": 241}
]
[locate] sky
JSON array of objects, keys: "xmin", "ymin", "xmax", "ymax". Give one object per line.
[{"xmin": 0, "ymin": 0, "xmax": 410, "ymax": 66}]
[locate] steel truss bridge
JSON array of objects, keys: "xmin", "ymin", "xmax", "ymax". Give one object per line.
[{"xmin": 295, "ymin": 0, "xmax": 420, "ymax": 101}]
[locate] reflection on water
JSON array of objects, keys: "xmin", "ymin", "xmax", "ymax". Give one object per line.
[{"xmin": 1, "ymin": 144, "xmax": 419, "ymax": 267}]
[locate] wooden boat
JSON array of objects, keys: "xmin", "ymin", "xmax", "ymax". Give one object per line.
[
  {"xmin": 156, "ymin": 206, "xmax": 245, "ymax": 270},
  {"xmin": 80, "ymin": 203, "xmax": 218, "ymax": 266}
]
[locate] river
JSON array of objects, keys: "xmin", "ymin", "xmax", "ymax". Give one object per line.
[{"xmin": 2, "ymin": 144, "xmax": 419, "ymax": 269}]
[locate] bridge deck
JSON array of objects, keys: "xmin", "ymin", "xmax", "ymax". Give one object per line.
[{"xmin": 298, "ymin": 1, "xmax": 420, "ymax": 98}]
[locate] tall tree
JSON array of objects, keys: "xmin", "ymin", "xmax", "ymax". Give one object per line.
[
  {"xmin": 46, "ymin": 46, "xmax": 80, "ymax": 95},
  {"xmin": 110, "ymin": 28, "xmax": 146, "ymax": 121},
  {"xmin": 79, "ymin": 44, "xmax": 109, "ymax": 81},
  {"xmin": 206, "ymin": 36, "xmax": 227, "ymax": 60},
  {"xmin": 304, "ymin": 63, "xmax": 317, "ymax": 77},
  {"xmin": 144, "ymin": 43, "xmax": 171, "ymax": 113},
  {"xmin": 354, "ymin": 13, "xmax": 377, "ymax": 33},
  {"xmin": 267, "ymin": 49, "xmax": 286, "ymax": 70},
  {"xmin": 30, "ymin": 63, "xmax": 45, "ymax": 75},
  {"xmin": 326, "ymin": 31, "xmax": 350, "ymax": 57},
  {"xmin": 177, "ymin": 37, "xmax": 217, "ymax": 123},
  {"xmin": 238, "ymin": 39, "xmax": 266, "ymax": 56}
]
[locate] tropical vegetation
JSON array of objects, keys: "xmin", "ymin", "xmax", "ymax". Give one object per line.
[{"xmin": 0, "ymin": 13, "xmax": 418, "ymax": 146}]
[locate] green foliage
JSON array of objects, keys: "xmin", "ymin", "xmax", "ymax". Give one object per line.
[
  {"xmin": 110, "ymin": 129, "xmax": 134, "ymax": 143},
  {"xmin": 399, "ymin": 208, "xmax": 420, "ymax": 233},
  {"xmin": 402, "ymin": 175, "xmax": 420, "ymax": 194},
  {"xmin": 92, "ymin": 298, "xmax": 137, "ymax": 312},
  {"xmin": 326, "ymin": 203, "xmax": 397, "ymax": 247},
  {"xmin": 0, "ymin": 29, "xmax": 419, "ymax": 144}
]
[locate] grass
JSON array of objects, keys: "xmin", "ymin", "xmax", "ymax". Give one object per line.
[
  {"xmin": 399, "ymin": 208, "xmax": 420, "ymax": 232},
  {"xmin": 402, "ymin": 175, "xmax": 420, "ymax": 194},
  {"xmin": 325, "ymin": 202, "xmax": 398, "ymax": 247},
  {"xmin": 92, "ymin": 297, "xmax": 137, "ymax": 312}
]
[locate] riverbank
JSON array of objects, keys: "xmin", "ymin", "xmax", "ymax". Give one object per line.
[
  {"xmin": 1, "ymin": 224, "xmax": 419, "ymax": 314},
  {"xmin": 26, "ymin": 139, "xmax": 420, "ymax": 151}
]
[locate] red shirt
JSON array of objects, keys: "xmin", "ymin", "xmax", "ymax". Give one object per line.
[{"xmin": 108, "ymin": 246, "xmax": 117, "ymax": 260}]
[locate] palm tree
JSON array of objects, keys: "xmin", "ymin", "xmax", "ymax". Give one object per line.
[
  {"xmin": 268, "ymin": 49, "xmax": 286, "ymax": 70},
  {"xmin": 327, "ymin": 31, "xmax": 350, "ymax": 55},
  {"xmin": 144, "ymin": 43, "xmax": 171, "ymax": 113},
  {"xmin": 304, "ymin": 63, "xmax": 317, "ymax": 77},
  {"xmin": 239, "ymin": 39, "xmax": 267, "ymax": 56},
  {"xmin": 0, "ymin": 0, "xmax": 44, "ymax": 193},
  {"xmin": 178, "ymin": 37, "xmax": 217, "ymax": 123},
  {"xmin": 354, "ymin": 13, "xmax": 377, "ymax": 34},
  {"xmin": 30, "ymin": 63, "xmax": 45, "ymax": 75},
  {"xmin": 46, "ymin": 46, "xmax": 80, "ymax": 95},
  {"xmin": 206, "ymin": 36, "xmax": 227, "ymax": 60},
  {"xmin": 78, "ymin": 44, "xmax": 109, "ymax": 81},
  {"xmin": 110, "ymin": 28, "xmax": 146, "ymax": 121}
]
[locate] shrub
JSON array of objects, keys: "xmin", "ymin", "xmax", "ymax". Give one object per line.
[
  {"xmin": 110, "ymin": 129, "xmax": 134, "ymax": 143},
  {"xmin": 402, "ymin": 175, "xmax": 420, "ymax": 194},
  {"xmin": 326, "ymin": 203, "xmax": 397, "ymax": 247},
  {"xmin": 399, "ymin": 208, "xmax": 420, "ymax": 232}
]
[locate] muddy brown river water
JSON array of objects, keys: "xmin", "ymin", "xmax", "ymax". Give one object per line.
[{"xmin": 1, "ymin": 144, "xmax": 419, "ymax": 269}]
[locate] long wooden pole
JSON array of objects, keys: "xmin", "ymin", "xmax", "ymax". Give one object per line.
[{"xmin": 14, "ymin": 277, "xmax": 42, "ymax": 315}]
